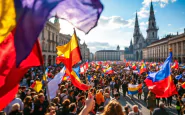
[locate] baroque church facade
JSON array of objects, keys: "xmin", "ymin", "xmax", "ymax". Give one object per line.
[{"xmin": 124, "ymin": 1, "xmax": 159, "ymax": 61}]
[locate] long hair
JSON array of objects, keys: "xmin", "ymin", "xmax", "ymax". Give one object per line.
[
  {"xmin": 101, "ymin": 100, "xmax": 124, "ymax": 115},
  {"xmin": 24, "ymin": 96, "xmax": 32, "ymax": 107}
]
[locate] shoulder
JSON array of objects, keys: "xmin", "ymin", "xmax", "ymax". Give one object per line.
[{"xmin": 153, "ymin": 108, "xmax": 160, "ymax": 113}]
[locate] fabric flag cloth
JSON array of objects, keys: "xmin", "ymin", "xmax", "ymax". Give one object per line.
[
  {"xmin": 30, "ymin": 81, "xmax": 43, "ymax": 93},
  {"xmin": 88, "ymin": 75, "xmax": 92, "ymax": 81},
  {"xmin": 0, "ymin": 31, "xmax": 43, "ymax": 110},
  {"xmin": 171, "ymin": 60, "xmax": 179, "ymax": 69},
  {"xmin": 145, "ymin": 51, "xmax": 177, "ymax": 97},
  {"xmin": 124, "ymin": 67, "xmax": 130, "ymax": 71},
  {"xmin": 140, "ymin": 63, "xmax": 146, "ymax": 74},
  {"xmin": 73, "ymin": 66, "xmax": 80, "ymax": 78},
  {"xmin": 128, "ymin": 84, "xmax": 142, "ymax": 95},
  {"xmin": 132, "ymin": 63, "xmax": 137, "ymax": 70},
  {"xmin": 175, "ymin": 74, "xmax": 182, "ymax": 80},
  {"xmin": 80, "ymin": 65, "xmax": 85, "ymax": 74},
  {"xmin": 84, "ymin": 61, "xmax": 89, "ymax": 73},
  {"xmin": 43, "ymin": 68, "xmax": 49, "ymax": 81},
  {"xmin": 56, "ymin": 30, "xmax": 89, "ymax": 90},
  {"xmin": 0, "ymin": 0, "xmax": 103, "ymax": 66},
  {"xmin": 48, "ymin": 67, "xmax": 65, "ymax": 99},
  {"xmin": 56, "ymin": 30, "xmax": 81, "ymax": 74},
  {"xmin": 104, "ymin": 67, "xmax": 113, "ymax": 74},
  {"xmin": 182, "ymin": 82, "xmax": 185, "ymax": 89},
  {"xmin": 0, "ymin": 0, "xmax": 103, "ymax": 110}
]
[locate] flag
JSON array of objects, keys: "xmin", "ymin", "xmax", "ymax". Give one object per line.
[
  {"xmin": 171, "ymin": 60, "xmax": 179, "ymax": 69},
  {"xmin": 96, "ymin": 65, "xmax": 100, "ymax": 71},
  {"xmin": 145, "ymin": 50, "xmax": 177, "ymax": 97},
  {"xmin": 30, "ymin": 81, "xmax": 43, "ymax": 93},
  {"xmin": 124, "ymin": 67, "xmax": 130, "ymax": 71},
  {"xmin": 43, "ymin": 68, "xmax": 49, "ymax": 81},
  {"xmin": 73, "ymin": 66, "xmax": 80, "ymax": 78},
  {"xmin": 0, "ymin": 0, "xmax": 103, "ymax": 66},
  {"xmin": 62, "ymin": 75, "xmax": 70, "ymax": 81},
  {"xmin": 182, "ymin": 82, "xmax": 185, "ymax": 89},
  {"xmin": 70, "ymin": 70, "xmax": 89, "ymax": 90},
  {"xmin": 140, "ymin": 63, "xmax": 146, "ymax": 74},
  {"xmin": 175, "ymin": 74, "xmax": 182, "ymax": 80},
  {"xmin": 132, "ymin": 63, "xmax": 137, "ymax": 70},
  {"xmin": 84, "ymin": 60, "xmax": 89, "ymax": 73},
  {"xmin": 104, "ymin": 67, "xmax": 113, "ymax": 74},
  {"xmin": 0, "ymin": 0, "xmax": 103, "ymax": 110},
  {"xmin": 56, "ymin": 30, "xmax": 89, "ymax": 90},
  {"xmin": 48, "ymin": 67, "xmax": 65, "ymax": 99},
  {"xmin": 80, "ymin": 65, "xmax": 85, "ymax": 74},
  {"xmin": 0, "ymin": 31, "xmax": 43, "ymax": 110},
  {"xmin": 88, "ymin": 75, "xmax": 92, "ymax": 81},
  {"xmin": 128, "ymin": 84, "xmax": 142, "ymax": 95},
  {"xmin": 56, "ymin": 30, "xmax": 81, "ymax": 74}
]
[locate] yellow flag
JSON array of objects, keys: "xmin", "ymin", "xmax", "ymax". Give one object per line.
[
  {"xmin": 34, "ymin": 81, "xmax": 43, "ymax": 92},
  {"xmin": 0, "ymin": 0, "xmax": 16, "ymax": 43}
]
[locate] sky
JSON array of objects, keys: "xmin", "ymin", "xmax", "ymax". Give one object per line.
[{"xmin": 50, "ymin": 0, "xmax": 185, "ymax": 53}]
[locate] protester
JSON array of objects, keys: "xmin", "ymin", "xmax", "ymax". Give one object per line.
[
  {"xmin": 2, "ymin": 61, "xmax": 184, "ymax": 115},
  {"xmin": 152, "ymin": 102, "xmax": 168, "ymax": 115}
]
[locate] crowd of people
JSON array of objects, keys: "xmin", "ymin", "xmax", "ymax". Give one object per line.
[{"xmin": 1, "ymin": 62, "xmax": 185, "ymax": 115}]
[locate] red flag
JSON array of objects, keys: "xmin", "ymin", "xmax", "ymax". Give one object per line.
[
  {"xmin": 171, "ymin": 60, "xmax": 179, "ymax": 69},
  {"xmin": 0, "ymin": 32, "xmax": 43, "ymax": 110},
  {"xmin": 56, "ymin": 30, "xmax": 89, "ymax": 90}
]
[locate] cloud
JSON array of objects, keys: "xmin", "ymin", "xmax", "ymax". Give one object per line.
[
  {"xmin": 171, "ymin": 0, "xmax": 176, "ymax": 3},
  {"xmin": 140, "ymin": 21, "xmax": 148, "ymax": 26},
  {"xmin": 49, "ymin": 16, "xmax": 134, "ymax": 53},
  {"xmin": 98, "ymin": 16, "xmax": 130, "ymax": 29},
  {"xmin": 160, "ymin": 3, "xmax": 166, "ymax": 8},
  {"xmin": 138, "ymin": 7, "xmax": 149, "ymax": 19},
  {"xmin": 87, "ymin": 42, "xmax": 120, "ymax": 53},
  {"xmin": 168, "ymin": 24, "xmax": 171, "ymax": 26},
  {"xmin": 138, "ymin": 0, "xmax": 177, "ymax": 19}
]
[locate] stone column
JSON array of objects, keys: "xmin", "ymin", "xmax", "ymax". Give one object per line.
[
  {"xmin": 181, "ymin": 42, "xmax": 183, "ymax": 56},
  {"xmin": 45, "ymin": 55, "xmax": 48, "ymax": 67},
  {"xmin": 176, "ymin": 42, "xmax": 179, "ymax": 57}
]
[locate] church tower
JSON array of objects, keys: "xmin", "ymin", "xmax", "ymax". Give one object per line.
[
  {"xmin": 54, "ymin": 17, "xmax": 60, "ymax": 32},
  {"xmin": 146, "ymin": 1, "xmax": 159, "ymax": 45},
  {"xmin": 133, "ymin": 12, "xmax": 140, "ymax": 45},
  {"xmin": 129, "ymin": 39, "xmax": 133, "ymax": 53},
  {"xmin": 117, "ymin": 45, "xmax": 120, "ymax": 51}
]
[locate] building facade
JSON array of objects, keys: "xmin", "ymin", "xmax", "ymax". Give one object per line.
[
  {"xmin": 125, "ymin": 1, "xmax": 159, "ymax": 61},
  {"xmin": 169, "ymin": 32, "xmax": 185, "ymax": 63},
  {"xmin": 142, "ymin": 30, "xmax": 185, "ymax": 63},
  {"xmin": 39, "ymin": 18, "xmax": 90, "ymax": 66},
  {"xmin": 39, "ymin": 19, "xmax": 60, "ymax": 66},
  {"xmin": 80, "ymin": 42, "xmax": 90, "ymax": 62},
  {"xmin": 89, "ymin": 52, "xmax": 94, "ymax": 61},
  {"xmin": 95, "ymin": 46, "xmax": 124, "ymax": 61}
]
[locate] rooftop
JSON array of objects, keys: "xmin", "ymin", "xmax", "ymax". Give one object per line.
[{"xmin": 96, "ymin": 50, "xmax": 119, "ymax": 52}]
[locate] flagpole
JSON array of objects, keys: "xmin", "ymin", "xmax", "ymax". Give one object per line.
[{"xmin": 42, "ymin": 65, "xmax": 51, "ymax": 106}]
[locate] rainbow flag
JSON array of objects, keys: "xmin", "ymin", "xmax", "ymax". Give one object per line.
[
  {"xmin": 140, "ymin": 63, "xmax": 146, "ymax": 74},
  {"xmin": 128, "ymin": 84, "xmax": 142, "ymax": 95},
  {"xmin": 104, "ymin": 67, "xmax": 113, "ymax": 74}
]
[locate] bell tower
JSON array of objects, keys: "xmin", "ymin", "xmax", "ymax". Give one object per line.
[{"xmin": 146, "ymin": 1, "xmax": 159, "ymax": 45}]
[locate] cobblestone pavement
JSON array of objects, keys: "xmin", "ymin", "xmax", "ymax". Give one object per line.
[{"xmin": 116, "ymin": 92, "xmax": 177, "ymax": 115}]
